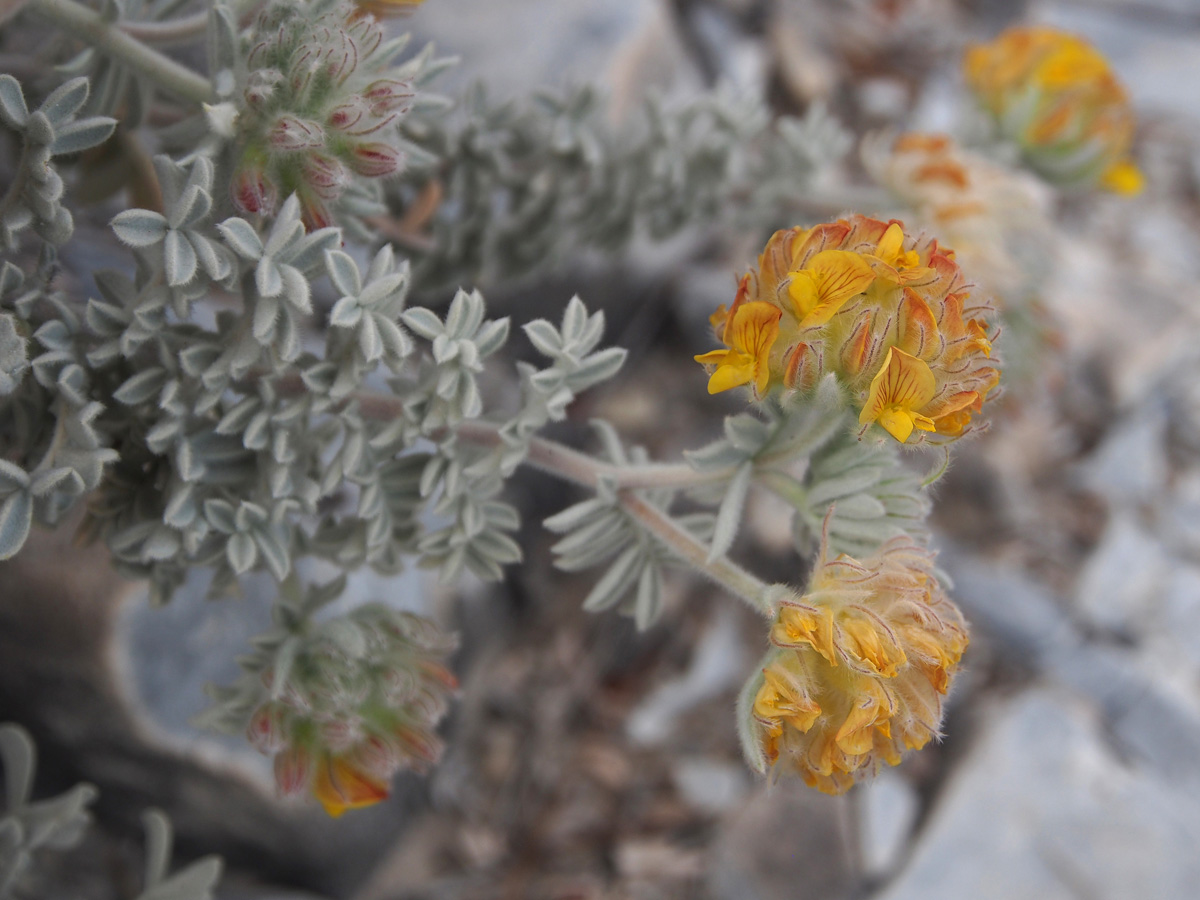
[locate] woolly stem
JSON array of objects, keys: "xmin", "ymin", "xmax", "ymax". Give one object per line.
[{"xmin": 27, "ymin": 0, "xmax": 214, "ymax": 104}]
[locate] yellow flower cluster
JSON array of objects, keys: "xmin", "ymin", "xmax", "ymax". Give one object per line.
[
  {"xmin": 695, "ymin": 215, "xmax": 999, "ymax": 444},
  {"xmin": 751, "ymin": 534, "xmax": 968, "ymax": 793},
  {"xmin": 964, "ymin": 26, "xmax": 1143, "ymax": 195}
]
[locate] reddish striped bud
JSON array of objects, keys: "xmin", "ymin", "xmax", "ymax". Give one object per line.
[
  {"xmin": 363, "ymin": 79, "xmax": 414, "ymax": 115},
  {"xmin": 231, "ymin": 164, "xmax": 278, "ymax": 217},
  {"xmin": 268, "ymin": 115, "xmax": 325, "ymax": 152},
  {"xmin": 301, "ymin": 153, "xmax": 350, "ymax": 199},
  {"xmin": 347, "ymin": 142, "xmax": 402, "ymax": 177},
  {"xmin": 273, "ymin": 745, "xmax": 313, "ymax": 796},
  {"xmin": 247, "ymin": 703, "xmax": 285, "ymax": 753}
]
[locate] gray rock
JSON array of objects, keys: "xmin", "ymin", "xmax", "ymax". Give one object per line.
[
  {"xmin": 1074, "ymin": 513, "xmax": 1169, "ymax": 636},
  {"xmin": 877, "ymin": 688, "xmax": 1200, "ymax": 900}
]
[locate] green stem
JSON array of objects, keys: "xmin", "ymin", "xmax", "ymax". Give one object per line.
[{"xmin": 27, "ymin": 0, "xmax": 213, "ymax": 104}]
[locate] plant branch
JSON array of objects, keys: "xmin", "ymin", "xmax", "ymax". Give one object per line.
[
  {"xmin": 27, "ymin": 0, "xmax": 213, "ymax": 104},
  {"xmin": 119, "ymin": 0, "xmax": 265, "ymax": 45},
  {"xmin": 619, "ymin": 490, "xmax": 769, "ymax": 613}
]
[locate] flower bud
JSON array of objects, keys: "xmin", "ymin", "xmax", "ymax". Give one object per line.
[
  {"xmin": 301, "ymin": 153, "xmax": 351, "ymax": 199},
  {"xmin": 273, "ymin": 745, "xmax": 314, "ymax": 796},
  {"xmin": 363, "ymin": 78, "xmax": 414, "ymax": 115},
  {"xmin": 268, "ymin": 115, "xmax": 326, "ymax": 152},
  {"xmin": 247, "ymin": 702, "xmax": 286, "ymax": 753},
  {"xmin": 346, "ymin": 142, "xmax": 403, "ymax": 177},
  {"xmin": 231, "ymin": 163, "xmax": 278, "ymax": 217}
]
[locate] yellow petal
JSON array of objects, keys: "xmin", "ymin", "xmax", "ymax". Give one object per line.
[
  {"xmin": 707, "ymin": 361, "xmax": 752, "ymax": 394},
  {"xmin": 859, "ymin": 346, "xmax": 938, "ymax": 435},
  {"xmin": 793, "ymin": 251, "xmax": 876, "ymax": 328},
  {"xmin": 1101, "ymin": 160, "xmax": 1144, "ymax": 195},
  {"xmin": 313, "ymin": 755, "xmax": 390, "ymax": 818},
  {"xmin": 787, "ymin": 271, "xmax": 819, "ymax": 320},
  {"xmin": 755, "ymin": 666, "xmax": 821, "ymax": 732},
  {"xmin": 875, "ymin": 223, "xmax": 905, "ymax": 264},
  {"xmin": 840, "ymin": 613, "xmax": 906, "ymax": 677},
  {"xmin": 773, "ymin": 605, "xmax": 837, "ymax": 665}
]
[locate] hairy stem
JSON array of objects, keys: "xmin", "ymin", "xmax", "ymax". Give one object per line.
[
  {"xmin": 27, "ymin": 0, "xmax": 213, "ymax": 104},
  {"xmin": 120, "ymin": 0, "xmax": 264, "ymax": 45},
  {"xmin": 619, "ymin": 491, "xmax": 769, "ymax": 613},
  {"xmin": 448, "ymin": 420, "xmax": 768, "ymax": 612}
]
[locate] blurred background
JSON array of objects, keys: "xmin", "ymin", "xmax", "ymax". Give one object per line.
[{"xmin": 4, "ymin": 0, "xmax": 1200, "ymax": 897}]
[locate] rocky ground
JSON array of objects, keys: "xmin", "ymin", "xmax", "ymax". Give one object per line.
[{"xmin": 5, "ymin": 0, "xmax": 1200, "ymax": 898}]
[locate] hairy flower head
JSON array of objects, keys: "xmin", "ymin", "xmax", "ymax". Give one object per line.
[
  {"xmin": 745, "ymin": 528, "xmax": 968, "ymax": 793},
  {"xmin": 695, "ymin": 215, "xmax": 999, "ymax": 444},
  {"xmin": 247, "ymin": 605, "xmax": 457, "ymax": 817},
  {"xmin": 230, "ymin": 0, "xmax": 416, "ymax": 227},
  {"xmin": 864, "ymin": 132, "xmax": 1054, "ymax": 301},
  {"xmin": 964, "ymin": 26, "xmax": 1142, "ymax": 194}
]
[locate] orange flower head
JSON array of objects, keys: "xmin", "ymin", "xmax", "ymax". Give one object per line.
[
  {"xmin": 747, "ymin": 527, "xmax": 969, "ymax": 793},
  {"xmin": 696, "ymin": 216, "xmax": 999, "ymax": 444},
  {"xmin": 964, "ymin": 26, "xmax": 1142, "ymax": 194}
]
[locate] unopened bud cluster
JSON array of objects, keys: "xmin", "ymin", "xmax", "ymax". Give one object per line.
[
  {"xmin": 695, "ymin": 215, "xmax": 999, "ymax": 444},
  {"xmin": 248, "ymin": 606, "xmax": 457, "ymax": 817},
  {"xmin": 748, "ymin": 534, "xmax": 967, "ymax": 793},
  {"xmin": 231, "ymin": 0, "xmax": 415, "ymax": 228},
  {"xmin": 964, "ymin": 26, "xmax": 1143, "ymax": 195}
]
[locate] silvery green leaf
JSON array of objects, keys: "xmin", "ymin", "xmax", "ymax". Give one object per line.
[
  {"xmin": 325, "ymin": 250, "xmax": 361, "ymax": 297},
  {"xmin": 141, "ymin": 809, "xmax": 172, "ymax": 890},
  {"xmin": 633, "ymin": 563, "xmax": 663, "ymax": 630},
  {"xmin": 254, "ymin": 531, "xmax": 289, "ymax": 580},
  {"xmin": 114, "ymin": 367, "xmax": 168, "ymax": 405},
  {"xmin": 834, "ymin": 493, "xmax": 888, "ymax": 520},
  {"xmin": 328, "ymin": 296, "xmax": 361, "ymax": 328},
  {"xmin": 582, "ymin": 544, "xmax": 642, "ymax": 612},
  {"xmin": 216, "ymin": 218, "xmax": 263, "ymax": 259},
  {"xmin": 523, "ymin": 319, "xmax": 561, "ymax": 357},
  {"xmin": 226, "ymin": 532, "xmax": 256, "ymax": 574},
  {"xmin": 471, "ymin": 529, "xmax": 522, "ymax": 565},
  {"xmin": 255, "ymin": 257, "xmax": 282, "ymax": 298},
  {"xmin": 561, "ymin": 295, "xmax": 588, "ymax": 343},
  {"xmin": 203, "ymin": 499, "xmax": 236, "ymax": 533},
  {"xmin": 163, "ymin": 229, "xmax": 198, "ymax": 285},
  {"xmin": 684, "ymin": 439, "xmax": 744, "ymax": 471},
  {"xmin": 708, "ymin": 461, "xmax": 752, "ymax": 563},
  {"xmin": 723, "ymin": 414, "xmax": 769, "ymax": 453},
  {"xmin": 111, "ymin": 210, "xmax": 168, "ymax": 247},
  {"xmin": 280, "ymin": 265, "xmax": 310, "ymax": 314},
  {"xmin": 39, "ymin": 77, "xmax": 89, "ymax": 127},
  {"xmin": 473, "ymin": 319, "xmax": 509, "ymax": 356},
  {"xmin": 736, "ymin": 664, "xmax": 768, "ymax": 774},
  {"xmin": 30, "ymin": 467, "xmax": 79, "ymax": 497},
  {"xmin": 806, "ymin": 467, "xmax": 884, "ymax": 507},
  {"xmin": 50, "ymin": 116, "xmax": 115, "ymax": 155},
  {"xmin": 567, "ymin": 347, "xmax": 626, "ymax": 390},
  {"xmin": 189, "ymin": 234, "xmax": 229, "ymax": 282},
  {"xmin": 543, "ymin": 496, "xmax": 610, "ymax": 533},
  {"xmin": 401, "ymin": 307, "xmax": 442, "ymax": 340},
  {"xmin": 0, "ymin": 489, "xmax": 33, "ymax": 559},
  {"xmin": 207, "ymin": 2, "xmax": 238, "ymax": 76},
  {"xmin": 358, "ymin": 315, "xmax": 383, "ymax": 362},
  {"xmin": 0, "ymin": 75, "xmax": 28, "ymax": 129},
  {"xmin": 252, "ymin": 294, "xmax": 279, "ymax": 343},
  {"xmin": 0, "ymin": 722, "xmax": 35, "ymax": 807}
]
